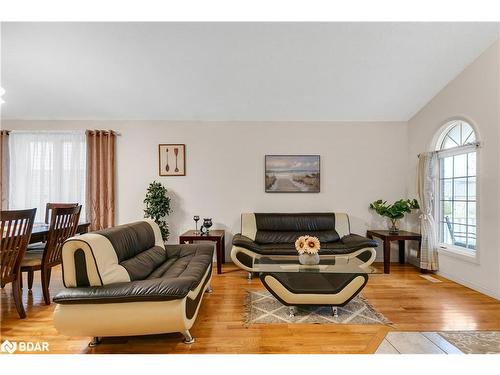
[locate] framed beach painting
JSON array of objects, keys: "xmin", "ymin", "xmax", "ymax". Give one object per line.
[
  {"xmin": 265, "ymin": 155, "xmax": 320, "ymax": 193},
  {"xmin": 159, "ymin": 144, "xmax": 186, "ymax": 176}
]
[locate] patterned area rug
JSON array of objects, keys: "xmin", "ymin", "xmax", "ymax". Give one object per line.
[
  {"xmin": 438, "ymin": 331, "xmax": 500, "ymax": 354},
  {"xmin": 244, "ymin": 290, "xmax": 391, "ymax": 325}
]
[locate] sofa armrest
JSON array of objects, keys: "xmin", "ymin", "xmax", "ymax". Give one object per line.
[
  {"xmin": 53, "ymin": 277, "xmax": 199, "ymax": 305},
  {"xmin": 341, "ymin": 234, "xmax": 379, "ymax": 250},
  {"xmin": 232, "ymin": 233, "xmax": 262, "ymax": 253}
]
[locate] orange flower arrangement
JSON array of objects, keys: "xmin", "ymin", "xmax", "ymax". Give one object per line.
[{"xmin": 295, "ymin": 235, "xmax": 320, "ymax": 255}]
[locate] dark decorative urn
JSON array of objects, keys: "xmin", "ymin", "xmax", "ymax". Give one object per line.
[{"xmin": 200, "ymin": 218, "xmax": 213, "ymax": 235}]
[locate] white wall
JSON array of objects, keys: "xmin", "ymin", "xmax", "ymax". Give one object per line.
[
  {"xmin": 4, "ymin": 120, "xmax": 408, "ymax": 261},
  {"xmin": 407, "ymin": 41, "xmax": 500, "ymax": 299}
]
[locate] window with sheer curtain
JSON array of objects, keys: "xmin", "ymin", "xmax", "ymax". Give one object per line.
[{"xmin": 9, "ymin": 131, "xmax": 86, "ymax": 223}]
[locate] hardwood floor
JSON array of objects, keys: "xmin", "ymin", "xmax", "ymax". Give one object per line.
[{"xmin": 1, "ymin": 263, "xmax": 499, "ymax": 354}]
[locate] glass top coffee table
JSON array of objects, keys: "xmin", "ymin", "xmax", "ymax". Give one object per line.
[
  {"xmin": 253, "ymin": 255, "xmax": 375, "ymax": 274},
  {"xmin": 252, "ymin": 255, "xmax": 372, "ymax": 317}
]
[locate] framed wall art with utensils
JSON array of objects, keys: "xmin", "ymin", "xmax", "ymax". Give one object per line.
[{"xmin": 158, "ymin": 144, "xmax": 186, "ymax": 176}]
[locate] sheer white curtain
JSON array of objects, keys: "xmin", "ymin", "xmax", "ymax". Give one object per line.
[
  {"xmin": 416, "ymin": 151, "xmax": 439, "ymax": 271},
  {"xmin": 9, "ymin": 131, "xmax": 86, "ymax": 223}
]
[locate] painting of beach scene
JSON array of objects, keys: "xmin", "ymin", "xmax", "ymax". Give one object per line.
[{"xmin": 265, "ymin": 155, "xmax": 320, "ymax": 193}]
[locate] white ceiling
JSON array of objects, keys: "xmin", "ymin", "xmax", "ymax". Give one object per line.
[{"xmin": 1, "ymin": 22, "xmax": 499, "ymax": 121}]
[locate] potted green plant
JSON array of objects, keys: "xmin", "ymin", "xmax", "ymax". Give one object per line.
[
  {"xmin": 369, "ymin": 199, "xmax": 420, "ymax": 234},
  {"xmin": 144, "ymin": 181, "xmax": 172, "ymax": 241}
]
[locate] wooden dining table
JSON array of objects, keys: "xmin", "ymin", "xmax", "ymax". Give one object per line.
[{"xmin": 29, "ymin": 222, "xmax": 91, "ymax": 244}]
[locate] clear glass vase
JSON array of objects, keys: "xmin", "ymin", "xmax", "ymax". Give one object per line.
[
  {"xmin": 298, "ymin": 253, "xmax": 320, "ymax": 265},
  {"xmin": 389, "ymin": 219, "xmax": 400, "ymax": 234}
]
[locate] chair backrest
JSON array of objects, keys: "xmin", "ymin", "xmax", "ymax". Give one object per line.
[
  {"xmin": 1, "ymin": 208, "xmax": 37, "ymax": 285},
  {"xmin": 45, "ymin": 203, "xmax": 79, "ymax": 224},
  {"xmin": 43, "ymin": 206, "xmax": 82, "ymax": 267}
]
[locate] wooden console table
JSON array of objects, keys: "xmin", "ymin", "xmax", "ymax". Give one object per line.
[
  {"xmin": 366, "ymin": 230, "xmax": 422, "ymax": 274},
  {"xmin": 179, "ymin": 230, "xmax": 225, "ymax": 274}
]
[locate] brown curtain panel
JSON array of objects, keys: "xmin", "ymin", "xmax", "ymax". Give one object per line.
[
  {"xmin": 0, "ymin": 130, "xmax": 9, "ymax": 209},
  {"xmin": 86, "ymin": 130, "xmax": 116, "ymax": 230}
]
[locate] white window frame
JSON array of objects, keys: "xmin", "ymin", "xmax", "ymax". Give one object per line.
[{"xmin": 434, "ymin": 121, "xmax": 480, "ymax": 263}]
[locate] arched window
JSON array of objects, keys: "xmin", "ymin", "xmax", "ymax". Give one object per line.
[
  {"xmin": 436, "ymin": 120, "xmax": 478, "ymax": 253},
  {"xmin": 438, "ymin": 120, "xmax": 476, "ymax": 150}
]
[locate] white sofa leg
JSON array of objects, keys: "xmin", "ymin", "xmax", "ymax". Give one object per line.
[
  {"xmin": 182, "ymin": 330, "xmax": 195, "ymax": 344},
  {"xmin": 247, "ymin": 272, "xmax": 253, "ymax": 280},
  {"xmin": 88, "ymin": 337, "xmax": 102, "ymax": 347},
  {"xmin": 206, "ymin": 284, "xmax": 213, "ymax": 293}
]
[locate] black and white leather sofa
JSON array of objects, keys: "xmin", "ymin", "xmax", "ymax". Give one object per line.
[
  {"xmin": 53, "ymin": 219, "xmax": 213, "ymax": 345},
  {"xmin": 231, "ymin": 213, "xmax": 378, "ymax": 274}
]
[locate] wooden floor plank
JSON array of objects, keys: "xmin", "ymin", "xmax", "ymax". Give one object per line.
[{"xmin": 1, "ymin": 263, "xmax": 499, "ymax": 354}]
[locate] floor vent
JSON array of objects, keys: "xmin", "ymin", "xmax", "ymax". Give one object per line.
[{"xmin": 419, "ymin": 274, "xmax": 442, "ymax": 283}]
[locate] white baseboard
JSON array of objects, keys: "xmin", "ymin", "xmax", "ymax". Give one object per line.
[{"xmin": 436, "ymin": 270, "xmax": 500, "ymax": 300}]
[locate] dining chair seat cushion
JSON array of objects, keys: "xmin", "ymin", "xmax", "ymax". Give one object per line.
[{"xmin": 21, "ymin": 251, "xmax": 43, "ymax": 267}]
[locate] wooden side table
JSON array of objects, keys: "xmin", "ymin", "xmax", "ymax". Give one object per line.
[
  {"xmin": 366, "ymin": 230, "xmax": 422, "ymax": 274},
  {"xmin": 179, "ymin": 230, "xmax": 225, "ymax": 274}
]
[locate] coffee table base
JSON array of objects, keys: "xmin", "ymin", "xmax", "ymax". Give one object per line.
[{"xmin": 259, "ymin": 272, "xmax": 368, "ymax": 308}]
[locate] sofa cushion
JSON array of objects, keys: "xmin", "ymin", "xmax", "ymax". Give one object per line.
[
  {"xmin": 147, "ymin": 244, "xmax": 214, "ymax": 280},
  {"xmin": 255, "ymin": 229, "xmax": 339, "ymax": 244},
  {"xmin": 340, "ymin": 234, "xmax": 379, "ymax": 250},
  {"xmin": 255, "ymin": 213, "xmax": 337, "ymax": 231},
  {"xmin": 253, "ymin": 213, "xmax": 340, "ymax": 244},
  {"xmin": 257, "ymin": 243, "xmax": 354, "ymax": 255},
  {"xmin": 233, "ymin": 233, "xmax": 378, "ymax": 256},
  {"xmin": 119, "ymin": 246, "xmax": 167, "ymax": 281},
  {"xmin": 232, "ymin": 234, "xmax": 262, "ymax": 252},
  {"xmin": 54, "ymin": 243, "xmax": 214, "ymax": 304},
  {"xmin": 95, "ymin": 221, "xmax": 156, "ymax": 262},
  {"xmin": 53, "ymin": 276, "xmax": 206, "ymax": 304}
]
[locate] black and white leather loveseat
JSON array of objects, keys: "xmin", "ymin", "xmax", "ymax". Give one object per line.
[
  {"xmin": 231, "ymin": 213, "xmax": 378, "ymax": 274},
  {"xmin": 53, "ymin": 219, "xmax": 213, "ymax": 345}
]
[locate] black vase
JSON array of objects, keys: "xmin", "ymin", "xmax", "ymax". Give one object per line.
[{"xmin": 200, "ymin": 218, "xmax": 213, "ymax": 235}]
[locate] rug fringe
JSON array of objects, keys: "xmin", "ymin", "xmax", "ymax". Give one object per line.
[
  {"xmin": 242, "ymin": 290, "xmax": 252, "ymax": 327},
  {"xmin": 358, "ymin": 294, "xmax": 393, "ymax": 325}
]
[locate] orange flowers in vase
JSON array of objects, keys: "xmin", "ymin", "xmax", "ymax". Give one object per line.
[{"xmin": 295, "ymin": 235, "xmax": 321, "ymax": 265}]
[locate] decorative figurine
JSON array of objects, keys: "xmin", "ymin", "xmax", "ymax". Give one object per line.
[
  {"xmin": 200, "ymin": 218, "xmax": 213, "ymax": 236},
  {"xmin": 193, "ymin": 215, "xmax": 200, "ymax": 234}
]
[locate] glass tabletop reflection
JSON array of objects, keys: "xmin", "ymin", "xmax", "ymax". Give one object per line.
[{"xmin": 253, "ymin": 255, "xmax": 373, "ymax": 274}]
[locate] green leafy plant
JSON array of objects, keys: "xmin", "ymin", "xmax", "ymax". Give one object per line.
[
  {"xmin": 369, "ymin": 199, "xmax": 420, "ymax": 231},
  {"xmin": 144, "ymin": 181, "xmax": 172, "ymax": 241}
]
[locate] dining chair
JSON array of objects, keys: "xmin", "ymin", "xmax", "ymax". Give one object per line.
[
  {"xmin": 28, "ymin": 202, "xmax": 79, "ymax": 251},
  {"xmin": 1, "ymin": 208, "xmax": 37, "ymax": 318},
  {"xmin": 21, "ymin": 205, "xmax": 81, "ymax": 305},
  {"xmin": 44, "ymin": 203, "xmax": 79, "ymax": 224}
]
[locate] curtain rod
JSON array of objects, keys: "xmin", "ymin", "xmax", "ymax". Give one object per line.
[
  {"xmin": 417, "ymin": 141, "xmax": 480, "ymax": 158},
  {"xmin": 86, "ymin": 129, "xmax": 122, "ymax": 136},
  {"xmin": 8, "ymin": 129, "xmax": 122, "ymax": 136}
]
